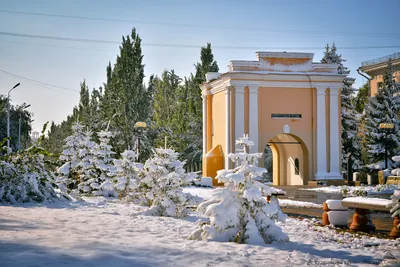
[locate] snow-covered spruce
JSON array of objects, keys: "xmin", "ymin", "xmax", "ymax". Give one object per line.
[
  {"xmin": 91, "ymin": 130, "xmax": 118, "ymax": 196},
  {"xmin": 321, "ymin": 43, "xmax": 361, "ymax": 171},
  {"xmin": 139, "ymin": 148, "xmax": 195, "ymax": 217},
  {"xmin": 56, "ymin": 124, "xmax": 117, "ymax": 197},
  {"xmin": 75, "ymin": 129, "xmax": 99, "ymax": 196},
  {"xmin": 364, "ymin": 58, "xmax": 400, "ymax": 170},
  {"xmin": 189, "ymin": 135, "xmax": 289, "ymax": 245},
  {"xmin": 114, "ymin": 150, "xmax": 143, "ymax": 200},
  {"xmin": 56, "ymin": 122, "xmax": 86, "ymax": 194},
  {"xmin": 0, "ymin": 147, "xmax": 66, "ymax": 203}
]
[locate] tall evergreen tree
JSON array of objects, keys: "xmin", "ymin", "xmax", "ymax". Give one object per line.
[
  {"xmin": 78, "ymin": 80, "xmax": 90, "ymax": 125},
  {"xmin": 100, "ymin": 28, "xmax": 152, "ymax": 155},
  {"xmin": 152, "ymin": 70, "xmax": 182, "ymax": 148},
  {"xmin": 355, "ymin": 82, "xmax": 370, "ymax": 114},
  {"xmin": 321, "ymin": 43, "xmax": 361, "ymax": 171},
  {"xmin": 364, "ymin": 59, "xmax": 400, "ymax": 169}
]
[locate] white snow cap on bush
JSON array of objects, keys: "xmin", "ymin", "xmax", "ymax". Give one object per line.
[{"xmin": 189, "ymin": 134, "xmax": 289, "ymax": 245}]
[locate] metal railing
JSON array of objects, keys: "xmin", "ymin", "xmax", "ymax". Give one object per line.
[{"xmin": 361, "ymin": 52, "xmax": 400, "ymax": 67}]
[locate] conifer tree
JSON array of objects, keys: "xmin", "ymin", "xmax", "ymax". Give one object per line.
[
  {"xmin": 56, "ymin": 123, "xmax": 86, "ymax": 193},
  {"xmin": 75, "ymin": 129, "xmax": 98, "ymax": 195},
  {"xmin": 78, "ymin": 80, "xmax": 91, "ymax": 125},
  {"xmin": 93, "ymin": 130, "xmax": 117, "ymax": 196},
  {"xmin": 140, "ymin": 148, "xmax": 194, "ymax": 217},
  {"xmin": 100, "ymin": 28, "xmax": 152, "ymax": 155},
  {"xmin": 364, "ymin": 59, "xmax": 400, "ymax": 169},
  {"xmin": 355, "ymin": 82, "xmax": 370, "ymax": 114},
  {"xmin": 115, "ymin": 150, "xmax": 143, "ymax": 199},
  {"xmin": 189, "ymin": 135, "xmax": 288, "ymax": 244},
  {"xmin": 321, "ymin": 43, "xmax": 361, "ymax": 170}
]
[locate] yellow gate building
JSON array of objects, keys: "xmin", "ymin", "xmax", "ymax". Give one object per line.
[{"xmin": 201, "ymin": 51, "xmax": 346, "ymax": 186}]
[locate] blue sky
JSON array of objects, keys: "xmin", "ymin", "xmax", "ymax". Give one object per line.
[{"xmin": 0, "ymin": 0, "xmax": 399, "ymax": 132}]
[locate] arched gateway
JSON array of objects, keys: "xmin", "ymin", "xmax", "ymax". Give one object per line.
[{"xmin": 201, "ymin": 51, "xmax": 346, "ymax": 186}]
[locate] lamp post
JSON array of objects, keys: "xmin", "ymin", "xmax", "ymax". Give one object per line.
[
  {"xmin": 18, "ymin": 104, "xmax": 31, "ymax": 150},
  {"xmin": 7, "ymin": 83, "xmax": 21, "ymax": 152},
  {"xmin": 134, "ymin": 121, "xmax": 147, "ymax": 159},
  {"xmin": 379, "ymin": 123, "xmax": 394, "ymax": 169}
]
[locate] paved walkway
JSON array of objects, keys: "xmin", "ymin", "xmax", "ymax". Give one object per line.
[{"xmin": 275, "ymin": 186, "xmax": 394, "ymax": 234}]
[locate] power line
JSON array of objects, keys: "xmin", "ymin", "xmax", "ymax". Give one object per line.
[
  {"xmin": 0, "ymin": 39, "xmax": 111, "ymax": 52},
  {"xmin": 1, "ymin": 31, "xmax": 400, "ymax": 51},
  {"xmin": 1, "ymin": 9, "xmax": 399, "ymax": 38},
  {"xmin": 0, "ymin": 69, "xmax": 79, "ymax": 93}
]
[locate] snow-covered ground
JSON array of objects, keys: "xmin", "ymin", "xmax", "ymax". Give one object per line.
[
  {"xmin": 278, "ymin": 199, "xmax": 322, "ymax": 209},
  {"xmin": 1, "ymin": 197, "xmax": 399, "ymax": 267}
]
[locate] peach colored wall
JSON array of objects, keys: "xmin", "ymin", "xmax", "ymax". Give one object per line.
[
  {"xmin": 370, "ymin": 70, "xmax": 400, "ymax": 96},
  {"xmin": 212, "ymin": 91, "xmax": 226, "ymax": 156},
  {"xmin": 370, "ymin": 75, "xmax": 383, "ymax": 96},
  {"xmin": 258, "ymin": 87, "xmax": 314, "ymax": 179}
]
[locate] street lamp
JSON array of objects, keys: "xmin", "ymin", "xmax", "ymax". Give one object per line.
[
  {"xmin": 7, "ymin": 83, "xmax": 21, "ymax": 152},
  {"xmin": 379, "ymin": 123, "xmax": 394, "ymax": 169},
  {"xmin": 134, "ymin": 121, "xmax": 147, "ymax": 159},
  {"xmin": 18, "ymin": 104, "xmax": 31, "ymax": 150}
]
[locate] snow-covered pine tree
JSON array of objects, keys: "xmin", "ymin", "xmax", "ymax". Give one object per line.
[
  {"xmin": 140, "ymin": 147, "xmax": 194, "ymax": 217},
  {"xmin": 75, "ymin": 129, "xmax": 99, "ymax": 195},
  {"xmin": 321, "ymin": 43, "xmax": 361, "ymax": 171},
  {"xmin": 115, "ymin": 150, "xmax": 143, "ymax": 200},
  {"xmin": 189, "ymin": 135, "xmax": 289, "ymax": 245},
  {"xmin": 91, "ymin": 130, "xmax": 118, "ymax": 196},
  {"xmin": 56, "ymin": 122, "xmax": 86, "ymax": 193},
  {"xmin": 364, "ymin": 59, "xmax": 400, "ymax": 169}
]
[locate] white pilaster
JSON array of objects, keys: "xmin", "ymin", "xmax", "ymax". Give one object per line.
[
  {"xmin": 235, "ymin": 87, "xmax": 245, "ymax": 152},
  {"xmin": 315, "ymin": 87, "xmax": 328, "ymax": 179},
  {"xmin": 225, "ymin": 87, "xmax": 231, "ymax": 169},
  {"xmin": 248, "ymin": 86, "xmax": 259, "ymax": 154},
  {"xmin": 202, "ymin": 94, "xmax": 207, "ymax": 156},
  {"xmin": 328, "ymin": 87, "xmax": 342, "ymax": 179}
]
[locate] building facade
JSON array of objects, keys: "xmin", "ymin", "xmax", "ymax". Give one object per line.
[
  {"xmin": 359, "ymin": 52, "xmax": 400, "ymax": 96},
  {"xmin": 201, "ymin": 51, "xmax": 346, "ymax": 186}
]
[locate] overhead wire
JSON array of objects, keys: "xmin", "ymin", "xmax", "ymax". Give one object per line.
[
  {"xmin": 0, "ymin": 69, "xmax": 79, "ymax": 93},
  {"xmin": 0, "ymin": 9, "xmax": 399, "ymax": 38},
  {"xmin": 1, "ymin": 32, "xmax": 400, "ymax": 51}
]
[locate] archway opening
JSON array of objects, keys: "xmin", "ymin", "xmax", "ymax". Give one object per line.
[{"xmin": 266, "ymin": 133, "xmax": 309, "ymax": 186}]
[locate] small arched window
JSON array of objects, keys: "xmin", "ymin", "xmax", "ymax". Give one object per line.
[{"xmin": 295, "ymin": 158, "xmax": 300, "ymax": 175}]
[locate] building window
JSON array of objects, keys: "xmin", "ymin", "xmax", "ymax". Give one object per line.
[
  {"xmin": 295, "ymin": 158, "xmax": 300, "ymax": 175},
  {"xmin": 378, "ymin": 82, "xmax": 383, "ymax": 90}
]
